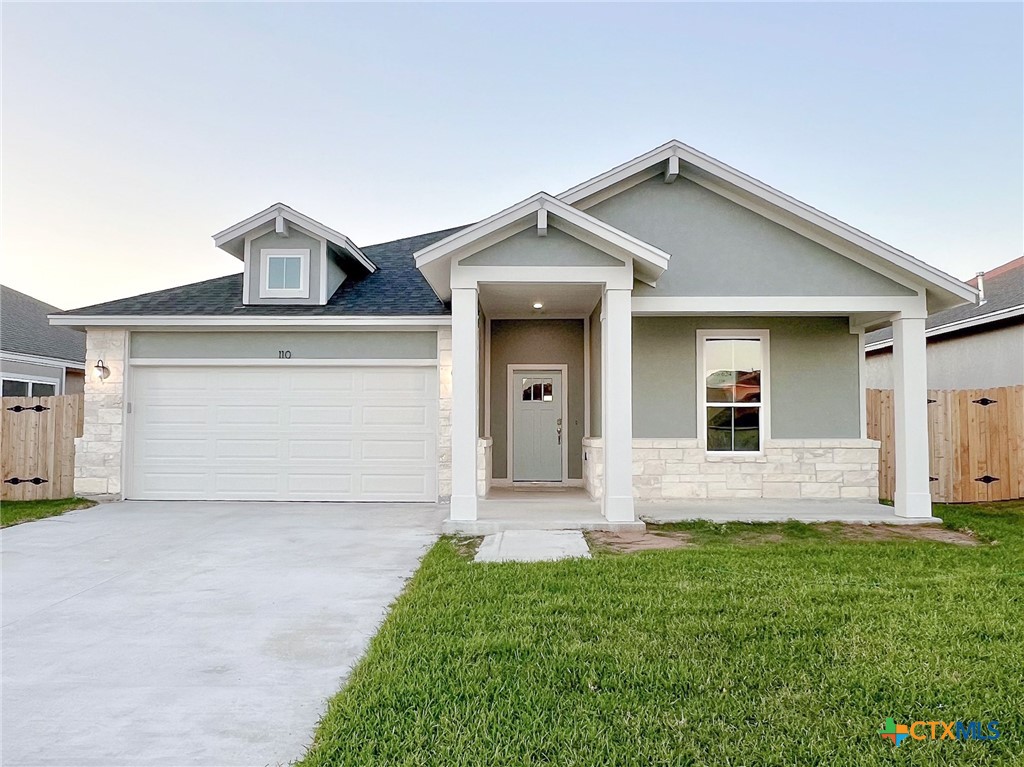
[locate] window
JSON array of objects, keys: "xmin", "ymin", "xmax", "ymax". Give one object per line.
[
  {"xmin": 2, "ymin": 379, "xmax": 58, "ymax": 397},
  {"xmin": 698, "ymin": 331, "xmax": 768, "ymax": 453},
  {"xmin": 259, "ymin": 249, "xmax": 310, "ymax": 298},
  {"xmin": 521, "ymin": 377, "xmax": 553, "ymax": 402}
]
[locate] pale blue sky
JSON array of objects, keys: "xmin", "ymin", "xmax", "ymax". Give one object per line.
[{"xmin": 2, "ymin": 2, "xmax": 1021, "ymax": 309}]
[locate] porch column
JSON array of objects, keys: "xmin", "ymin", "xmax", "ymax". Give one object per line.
[
  {"xmin": 892, "ymin": 316, "xmax": 932, "ymax": 518},
  {"xmin": 450, "ymin": 287, "xmax": 479, "ymax": 521},
  {"xmin": 601, "ymin": 288, "xmax": 636, "ymax": 521}
]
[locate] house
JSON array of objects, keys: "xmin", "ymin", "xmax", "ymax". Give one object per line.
[
  {"xmin": 1, "ymin": 285, "xmax": 86, "ymax": 396},
  {"xmin": 864, "ymin": 257, "xmax": 1023, "ymax": 389},
  {"xmin": 50, "ymin": 141, "xmax": 977, "ymax": 521}
]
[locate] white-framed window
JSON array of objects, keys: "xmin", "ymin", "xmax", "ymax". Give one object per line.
[
  {"xmin": 259, "ymin": 248, "xmax": 310, "ymax": 299},
  {"xmin": 697, "ymin": 330, "xmax": 770, "ymax": 453},
  {"xmin": 2, "ymin": 377, "xmax": 59, "ymax": 397}
]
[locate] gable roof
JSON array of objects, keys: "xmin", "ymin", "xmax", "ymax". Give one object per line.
[
  {"xmin": 560, "ymin": 140, "xmax": 977, "ymax": 314},
  {"xmin": 865, "ymin": 257, "xmax": 1024, "ymax": 350},
  {"xmin": 51, "ymin": 228, "xmax": 461, "ymax": 322},
  {"xmin": 414, "ymin": 192, "xmax": 671, "ymax": 301},
  {"xmin": 213, "ymin": 203, "xmax": 377, "ymax": 274},
  {"xmin": 1, "ymin": 285, "xmax": 86, "ymax": 364}
]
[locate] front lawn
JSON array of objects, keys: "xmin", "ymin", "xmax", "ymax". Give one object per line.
[
  {"xmin": 300, "ymin": 502, "xmax": 1023, "ymax": 766},
  {"xmin": 1, "ymin": 497, "xmax": 96, "ymax": 528}
]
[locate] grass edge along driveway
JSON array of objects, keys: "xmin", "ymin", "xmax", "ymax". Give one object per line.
[
  {"xmin": 1, "ymin": 497, "xmax": 96, "ymax": 528},
  {"xmin": 298, "ymin": 502, "xmax": 1022, "ymax": 766}
]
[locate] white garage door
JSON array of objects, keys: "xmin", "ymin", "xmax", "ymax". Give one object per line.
[{"xmin": 129, "ymin": 365, "xmax": 438, "ymax": 501}]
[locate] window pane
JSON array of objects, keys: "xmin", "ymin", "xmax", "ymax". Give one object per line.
[
  {"xmin": 705, "ymin": 338, "xmax": 762, "ymax": 403},
  {"xmin": 706, "ymin": 407, "xmax": 733, "ymax": 451},
  {"xmin": 705, "ymin": 340, "xmax": 736, "ymax": 403},
  {"xmin": 532, "ymin": 383, "xmax": 543, "ymax": 401},
  {"xmin": 283, "ymin": 257, "xmax": 302, "ymax": 289},
  {"xmin": 542, "ymin": 382, "xmax": 553, "ymax": 402},
  {"xmin": 522, "ymin": 379, "xmax": 532, "ymax": 401},
  {"xmin": 733, "ymin": 407, "xmax": 760, "ymax": 451},
  {"xmin": 733, "ymin": 340, "xmax": 762, "ymax": 403},
  {"xmin": 3, "ymin": 380, "xmax": 29, "ymax": 397},
  {"xmin": 31, "ymin": 383, "xmax": 56, "ymax": 397},
  {"xmin": 268, "ymin": 257, "xmax": 286, "ymax": 289}
]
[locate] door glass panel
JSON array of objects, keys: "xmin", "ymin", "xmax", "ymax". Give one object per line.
[
  {"xmin": 522, "ymin": 379, "xmax": 533, "ymax": 401},
  {"xmin": 542, "ymin": 382, "xmax": 553, "ymax": 402},
  {"xmin": 2, "ymin": 380, "xmax": 29, "ymax": 397},
  {"xmin": 532, "ymin": 382, "xmax": 543, "ymax": 401},
  {"xmin": 31, "ymin": 383, "xmax": 56, "ymax": 397}
]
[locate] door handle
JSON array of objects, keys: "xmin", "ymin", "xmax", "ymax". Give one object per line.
[{"xmin": 556, "ymin": 417, "xmax": 563, "ymax": 445}]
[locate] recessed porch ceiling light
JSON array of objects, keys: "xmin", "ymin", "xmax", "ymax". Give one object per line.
[{"xmin": 533, "ymin": 302, "xmax": 544, "ymax": 309}]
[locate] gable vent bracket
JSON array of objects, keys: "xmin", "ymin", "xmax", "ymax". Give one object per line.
[
  {"xmin": 664, "ymin": 155, "xmax": 680, "ymax": 184},
  {"xmin": 536, "ymin": 208, "xmax": 548, "ymax": 237},
  {"xmin": 275, "ymin": 214, "xmax": 289, "ymax": 237}
]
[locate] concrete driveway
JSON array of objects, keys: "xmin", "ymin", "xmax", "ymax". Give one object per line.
[{"xmin": 1, "ymin": 501, "xmax": 443, "ymax": 767}]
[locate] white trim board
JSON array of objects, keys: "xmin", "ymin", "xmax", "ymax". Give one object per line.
[
  {"xmin": 864, "ymin": 304, "xmax": 1024, "ymax": 352},
  {"xmin": 631, "ymin": 295, "xmax": 928, "ymax": 318},
  {"xmin": 506, "ymin": 364, "xmax": 570, "ymax": 484},
  {"xmin": 128, "ymin": 358, "xmax": 438, "ymax": 367},
  {"xmin": 50, "ymin": 315, "xmax": 452, "ymax": 328}
]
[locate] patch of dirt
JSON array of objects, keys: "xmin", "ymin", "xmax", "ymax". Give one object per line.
[
  {"xmin": 734, "ymin": 531, "xmax": 786, "ymax": 545},
  {"xmin": 449, "ymin": 535, "xmax": 484, "ymax": 559},
  {"xmin": 588, "ymin": 530, "xmax": 695, "ymax": 553},
  {"xmin": 822, "ymin": 524, "xmax": 978, "ymax": 546}
]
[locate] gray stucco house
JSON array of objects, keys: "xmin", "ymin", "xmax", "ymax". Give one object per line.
[
  {"xmin": 52, "ymin": 141, "xmax": 976, "ymax": 522},
  {"xmin": 2, "ymin": 285, "xmax": 86, "ymax": 396},
  {"xmin": 865, "ymin": 257, "xmax": 1022, "ymax": 389}
]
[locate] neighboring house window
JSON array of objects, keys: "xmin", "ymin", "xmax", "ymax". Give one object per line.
[
  {"xmin": 259, "ymin": 249, "xmax": 310, "ymax": 298},
  {"xmin": 2, "ymin": 379, "xmax": 58, "ymax": 397},
  {"xmin": 698, "ymin": 330, "xmax": 769, "ymax": 452}
]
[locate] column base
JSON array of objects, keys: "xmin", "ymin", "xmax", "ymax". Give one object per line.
[
  {"xmin": 450, "ymin": 494, "xmax": 478, "ymax": 522},
  {"xmin": 602, "ymin": 494, "xmax": 636, "ymax": 522},
  {"xmin": 894, "ymin": 491, "xmax": 932, "ymax": 518}
]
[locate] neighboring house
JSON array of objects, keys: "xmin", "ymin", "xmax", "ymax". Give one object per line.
[
  {"xmin": 1, "ymin": 285, "xmax": 86, "ymax": 396},
  {"xmin": 864, "ymin": 257, "xmax": 1023, "ymax": 389},
  {"xmin": 51, "ymin": 140, "xmax": 976, "ymax": 520}
]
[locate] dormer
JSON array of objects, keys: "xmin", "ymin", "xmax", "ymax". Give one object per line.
[{"xmin": 212, "ymin": 203, "xmax": 376, "ymax": 306}]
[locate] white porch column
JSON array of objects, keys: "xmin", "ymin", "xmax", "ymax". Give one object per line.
[
  {"xmin": 601, "ymin": 288, "xmax": 635, "ymax": 521},
  {"xmin": 450, "ymin": 287, "xmax": 479, "ymax": 521},
  {"xmin": 892, "ymin": 316, "xmax": 932, "ymax": 518}
]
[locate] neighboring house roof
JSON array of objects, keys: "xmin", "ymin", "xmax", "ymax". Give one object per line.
[
  {"xmin": 52, "ymin": 227, "xmax": 463, "ymax": 319},
  {"xmin": 1, "ymin": 285, "xmax": 86, "ymax": 364},
  {"xmin": 865, "ymin": 257, "xmax": 1024, "ymax": 351}
]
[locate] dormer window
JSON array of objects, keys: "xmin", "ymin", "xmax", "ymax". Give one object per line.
[{"xmin": 260, "ymin": 249, "xmax": 309, "ymax": 298}]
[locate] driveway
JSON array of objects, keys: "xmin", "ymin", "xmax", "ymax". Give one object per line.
[{"xmin": 1, "ymin": 501, "xmax": 443, "ymax": 766}]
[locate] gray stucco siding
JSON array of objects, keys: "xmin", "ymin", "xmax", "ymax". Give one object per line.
[
  {"xmin": 489, "ymin": 320, "xmax": 585, "ymax": 480},
  {"xmin": 130, "ymin": 331, "xmax": 438, "ymax": 360},
  {"xmin": 247, "ymin": 229, "xmax": 324, "ymax": 305},
  {"xmin": 632, "ymin": 316, "xmax": 861, "ymax": 439},
  {"xmin": 460, "ymin": 226, "xmax": 624, "ymax": 268},
  {"xmin": 590, "ymin": 176, "xmax": 916, "ymax": 297}
]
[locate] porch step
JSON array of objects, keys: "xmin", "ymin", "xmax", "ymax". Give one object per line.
[
  {"xmin": 442, "ymin": 518, "xmax": 646, "ymax": 535},
  {"xmin": 474, "ymin": 530, "xmax": 591, "ymax": 563}
]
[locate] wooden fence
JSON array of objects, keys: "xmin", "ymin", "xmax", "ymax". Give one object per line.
[
  {"xmin": 0, "ymin": 395, "xmax": 85, "ymax": 501},
  {"xmin": 867, "ymin": 386, "xmax": 1024, "ymax": 503}
]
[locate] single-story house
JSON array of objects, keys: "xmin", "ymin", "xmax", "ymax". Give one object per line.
[
  {"xmin": 2, "ymin": 285, "xmax": 86, "ymax": 396},
  {"xmin": 865, "ymin": 257, "xmax": 1022, "ymax": 389},
  {"xmin": 51, "ymin": 140, "xmax": 977, "ymax": 521}
]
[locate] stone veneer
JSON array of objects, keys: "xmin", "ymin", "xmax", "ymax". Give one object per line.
[
  {"xmin": 75, "ymin": 328, "xmax": 128, "ymax": 497},
  {"xmin": 583, "ymin": 437, "xmax": 604, "ymax": 500},
  {"xmin": 631, "ymin": 438, "xmax": 880, "ymax": 500},
  {"xmin": 477, "ymin": 438, "xmax": 492, "ymax": 498},
  {"xmin": 437, "ymin": 327, "xmax": 453, "ymax": 501}
]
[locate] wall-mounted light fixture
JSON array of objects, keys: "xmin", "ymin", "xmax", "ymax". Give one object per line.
[{"xmin": 93, "ymin": 360, "xmax": 110, "ymax": 381}]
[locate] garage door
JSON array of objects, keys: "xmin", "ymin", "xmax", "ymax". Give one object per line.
[{"xmin": 128, "ymin": 365, "xmax": 437, "ymax": 501}]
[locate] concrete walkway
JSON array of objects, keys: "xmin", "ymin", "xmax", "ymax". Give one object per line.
[
  {"xmin": 474, "ymin": 530, "xmax": 591, "ymax": 562},
  {"xmin": 1, "ymin": 501, "xmax": 443, "ymax": 767}
]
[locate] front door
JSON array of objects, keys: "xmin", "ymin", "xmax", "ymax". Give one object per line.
[{"xmin": 512, "ymin": 369, "xmax": 563, "ymax": 482}]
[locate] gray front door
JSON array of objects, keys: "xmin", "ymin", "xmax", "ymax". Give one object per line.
[{"xmin": 512, "ymin": 370, "xmax": 563, "ymax": 482}]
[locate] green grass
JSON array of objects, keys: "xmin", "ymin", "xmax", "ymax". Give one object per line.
[
  {"xmin": 299, "ymin": 502, "xmax": 1023, "ymax": 766},
  {"xmin": 0, "ymin": 497, "xmax": 96, "ymax": 527}
]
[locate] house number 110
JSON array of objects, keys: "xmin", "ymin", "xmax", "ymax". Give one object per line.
[{"xmin": 278, "ymin": 350, "xmax": 292, "ymax": 359}]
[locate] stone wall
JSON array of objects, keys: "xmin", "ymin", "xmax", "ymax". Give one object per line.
[
  {"xmin": 583, "ymin": 437, "xmax": 604, "ymax": 500},
  {"xmin": 437, "ymin": 327, "xmax": 453, "ymax": 501},
  {"xmin": 631, "ymin": 438, "xmax": 880, "ymax": 500},
  {"xmin": 477, "ymin": 437, "xmax": 492, "ymax": 498},
  {"xmin": 75, "ymin": 328, "xmax": 127, "ymax": 497}
]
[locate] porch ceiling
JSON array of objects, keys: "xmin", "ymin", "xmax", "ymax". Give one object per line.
[{"xmin": 478, "ymin": 283, "xmax": 602, "ymax": 319}]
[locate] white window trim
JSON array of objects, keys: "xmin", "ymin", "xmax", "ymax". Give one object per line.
[
  {"xmin": 259, "ymin": 248, "xmax": 310, "ymax": 299},
  {"xmin": 696, "ymin": 329, "xmax": 771, "ymax": 455},
  {"xmin": 1, "ymin": 374, "xmax": 62, "ymax": 397}
]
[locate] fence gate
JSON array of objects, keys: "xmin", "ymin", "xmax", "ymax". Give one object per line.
[
  {"xmin": 867, "ymin": 386, "xmax": 1024, "ymax": 503},
  {"xmin": 0, "ymin": 395, "xmax": 84, "ymax": 501}
]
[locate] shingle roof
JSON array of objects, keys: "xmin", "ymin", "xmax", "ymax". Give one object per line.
[
  {"xmin": 56, "ymin": 226, "xmax": 466, "ymax": 318},
  {"xmin": 866, "ymin": 258, "xmax": 1023, "ymax": 346},
  {"xmin": 1, "ymin": 285, "xmax": 86, "ymax": 362}
]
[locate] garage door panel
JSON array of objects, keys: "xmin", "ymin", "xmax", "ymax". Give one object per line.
[{"xmin": 130, "ymin": 365, "xmax": 438, "ymax": 501}]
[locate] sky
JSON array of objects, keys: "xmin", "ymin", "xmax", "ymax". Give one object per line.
[{"xmin": 2, "ymin": 2, "xmax": 1021, "ymax": 311}]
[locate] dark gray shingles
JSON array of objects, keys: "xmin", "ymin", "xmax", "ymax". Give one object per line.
[
  {"xmin": 1, "ymin": 285, "xmax": 87, "ymax": 362},
  {"xmin": 866, "ymin": 259, "xmax": 1023, "ymax": 345},
  {"xmin": 56, "ymin": 226, "xmax": 465, "ymax": 317}
]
